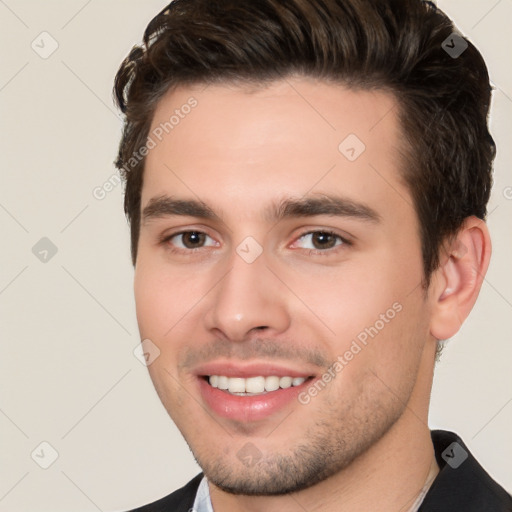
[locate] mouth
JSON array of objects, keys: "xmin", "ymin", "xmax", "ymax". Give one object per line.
[{"xmin": 194, "ymin": 363, "xmax": 318, "ymax": 422}]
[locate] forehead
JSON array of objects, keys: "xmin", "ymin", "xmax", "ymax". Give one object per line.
[{"xmin": 142, "ymin": 78, "xmax": 412, "ymax": 223}]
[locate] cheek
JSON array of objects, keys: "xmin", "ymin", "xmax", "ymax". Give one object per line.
[
  {"xmin": 283, "ymin": 263, "xmax": 403, "ymax": 343},
  {"xmin": 134, "ymin": 262, "xmax": 197, "ymax": 338},
  {"xmin": 134, "ymin": 268, "xmax": 167, "ymax": 338},
  {"xmin": 325, "ymin": 301, "xmax": 428, "ymax": 414},
  {"xmin": 282, "ymin": 251, "xmax": 426, "ymax": 366}
]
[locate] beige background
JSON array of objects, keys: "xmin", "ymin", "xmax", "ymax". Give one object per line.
[{"xmin": 0, "ymin": 1, "xmax": 510, "ymax": 510}]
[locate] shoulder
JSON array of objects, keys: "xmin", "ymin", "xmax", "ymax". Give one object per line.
[
  {"xmin": 126, "ymin": 473, "xmax": 203, "ymax": 512},
  {"xmin": 420, "ymin": 430, "xmax": 512, "ymax": 511}
]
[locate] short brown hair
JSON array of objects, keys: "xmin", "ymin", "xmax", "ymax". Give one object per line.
[{"xmin": 113, "ymin": 0, "xmax": 495, "ymax": 285}]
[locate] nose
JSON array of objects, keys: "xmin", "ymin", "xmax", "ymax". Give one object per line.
[{"xmin": 203, "ymin": 247, "xmax": 291, "ymax": 342}]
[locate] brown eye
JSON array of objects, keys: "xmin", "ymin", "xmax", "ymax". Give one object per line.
[
  {"xmin": 180, "ymin": 231, "xmax": 206, "ymax": 248},
  {"xmin": 311, "ymin": 232, "xmax": 338, "ymax": 249},
  {"xmin": 295, "ymin": 231, "xmax": 345, "ymax": 252},
  {"xmin": 166, "ymin": 231, "xmax": 217, "ymax": 251}
]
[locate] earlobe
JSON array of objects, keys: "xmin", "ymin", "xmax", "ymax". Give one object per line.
[{"xmin": 429, "ymin": 217, "xmax": 491, "ymax": 341}]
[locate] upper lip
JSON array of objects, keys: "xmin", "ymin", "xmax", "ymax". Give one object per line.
[{"xmin": 193, "ymin": 361, "xmax": 318, "ymax": 379}]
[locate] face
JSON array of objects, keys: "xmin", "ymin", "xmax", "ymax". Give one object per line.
[{"xmin": 134, "ymin": 78, "xmax": 435, "ymax": 494}]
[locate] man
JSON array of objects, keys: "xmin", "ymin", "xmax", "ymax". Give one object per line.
[{"xmin": 113, "ymin": 0, "xmax": 511, "ymax": 510}]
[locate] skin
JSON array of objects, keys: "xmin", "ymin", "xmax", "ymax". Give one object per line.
[{"xmin": 134, "ymin": 77, "xmax": 491, "ymax": 512}]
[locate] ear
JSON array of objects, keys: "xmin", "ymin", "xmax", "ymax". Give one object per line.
[{"xmin": 429, "ymin": 216, "xmax": 492, "ymax": 340}]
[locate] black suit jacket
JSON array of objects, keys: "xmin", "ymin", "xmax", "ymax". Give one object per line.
[{"xmin": 127, "ymin": 430, "xmax": 512, "ymax": 511}]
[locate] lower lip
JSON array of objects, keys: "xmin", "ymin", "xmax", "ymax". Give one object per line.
[{"xmin": 198, "ymin": 377, "xmax": 312, "ymax": 422}]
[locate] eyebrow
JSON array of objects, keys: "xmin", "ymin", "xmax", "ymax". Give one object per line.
[
  {"xmin": 141, "ymin": 194, "xmax": 381, "ymax": 225},
  {"xmin": 268, "ymin": 194, "xmax": 381, "ymax": 224},
  {"xmin": 142, "ymin": 195, "xmax": 223, "ymax": 225}
]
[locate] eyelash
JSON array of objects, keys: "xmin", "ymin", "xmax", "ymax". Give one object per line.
[{"xmin": 158, "ymin": 230, "xmax": 352, "ymax": 257}]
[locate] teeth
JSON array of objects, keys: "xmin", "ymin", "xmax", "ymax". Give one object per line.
[
  {"xmin": 246, "ymin": 376, "xmax": 265, "ymax": 393},
  {"xmin": 265, "ymin": 376, "xmax": 280, "ymax": 391},
  {"xmin": 217, "ymin": 376, "xmax": 229, "ymax": 390},
  {"xmin": 228, "ymin": 377, "xmax": 245, "ymax": 393},
  {"xmin": 279, "ymin": 376, "xmax": 293, "ymax": 389},
  {"xmin": 208, "ymin": 375, "xmax": 308, "ymax": 393}
]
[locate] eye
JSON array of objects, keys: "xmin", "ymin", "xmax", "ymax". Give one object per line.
[
  {"xmin": 293, "ymin": 231, "xmax": 348, "ymax": 252},
  {"xmin": 163, "ymin": 231, "xmax": 218, "ymax": 251}
]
